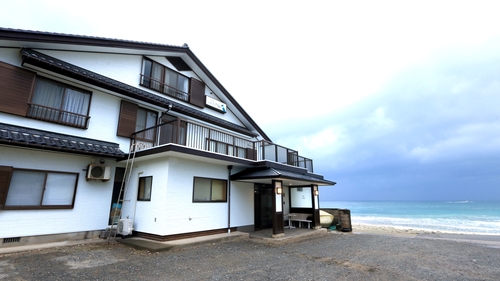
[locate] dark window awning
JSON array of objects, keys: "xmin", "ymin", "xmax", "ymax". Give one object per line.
[
  {"xmin": 231, "ymin": 166, "xmax": 336, "ymax": 186},
  {"xmin": 0, "ymin": 123, "xmax": 125, "ymax": 158}
]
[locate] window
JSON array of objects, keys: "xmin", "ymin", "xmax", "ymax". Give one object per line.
[
  {"xmin": 137, "ymin": 176, "xmax": 152, "ymax": 201},
  {"xmin": 27, "ymin": 77, "xmax": 91, "ymax": 128},
  {"xmin": 193, "ymin": 177, "xmax": 227, "ymax": 202},
  {"xmin": 140, "ymin": 58, "xmax": 189, "ymax": 101},
  {"xmin": 2, "ymin": 168, "xmax": 78, "ymax": 210},
  {"xmin": 134, "ymin": 107, "xmax": 157, "ymax": 148}
]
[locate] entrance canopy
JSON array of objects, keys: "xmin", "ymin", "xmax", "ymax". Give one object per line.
[{"xmin": 230, "ymin": 166, "xmax": 336, "ymax": 186}]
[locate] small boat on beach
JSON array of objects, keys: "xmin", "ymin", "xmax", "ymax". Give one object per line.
[{"xmin": 320, "ymin": 210, "xmax": 334, "ymax": 228}]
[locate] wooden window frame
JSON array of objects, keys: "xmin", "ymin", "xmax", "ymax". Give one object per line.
[
  {"xmin": 1, "ymin": 167, "xmax": 78, "ymax": 210},
  {"xmin": 192, "ymin": 177, "xmax": 227, "ymax": 203}
]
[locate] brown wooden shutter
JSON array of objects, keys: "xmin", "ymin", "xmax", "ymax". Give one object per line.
[
  {"xmin": 189, "ymin": 78, "xmax": 206, "ymax": 108},
  {"xmin": 117, "ymin": 100, "xmax": 138, "ymax": 137},
  {"xmin": 0, "ymin": 61, "xmax": 36, "ymax": 116},
  {"xmin": 0, "ymin": 166, "xmax": 13, "ymax": 209}
]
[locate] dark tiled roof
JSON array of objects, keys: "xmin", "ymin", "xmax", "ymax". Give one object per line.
[
  {"xmin": 231, "ymin": 167, "xmax": 336, "ymax": 186},
  {"xmin": 20, "ymin": 48, "xmax": 258, "ymax": 138},
  {"xmin": 0, "ymin": 123, "xmax": 125, "ymax": 158}
]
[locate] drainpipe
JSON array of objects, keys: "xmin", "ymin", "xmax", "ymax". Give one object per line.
[{"xmin": 227, "ymin": 165, "xmax": 233, "ymax": 233}]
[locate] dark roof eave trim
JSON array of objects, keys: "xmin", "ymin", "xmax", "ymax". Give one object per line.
[
  {"xmin": 0, "ymin": 140, "xmax": 125, "ymax": 159},
  {"xmin": 231, "ymin": 173, "xmax": 336, "ymax": 186},
  {"xmin": 20, "ymin": 48, "xmax": 258, "ymax": 138},
  {"xmin": 126, "ymin": 144, "xmax": 255, "ymax": 165},
  {"xmin": 230, "ymin": 166, "xmax": 336, "ymax": 186}
]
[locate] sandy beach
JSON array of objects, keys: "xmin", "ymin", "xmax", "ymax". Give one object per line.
[{"xmin": 352, "ymin": 223, "xmax": 500, "ymax": 248}]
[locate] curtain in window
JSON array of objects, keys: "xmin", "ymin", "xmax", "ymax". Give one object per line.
[
  {"xmin": 151, "ymin": 62, "xmax": 162, "ymax": 91},
  {"xmin": 165, "ymin": 70, "xmax": 178, "ymax": 97},
  {"xmin": 193, "ymin": 178, "xmax": 211, "ymax": 201},
  {"xmin": 135, "ymin": 108, "xmax": 157, "ymax": 145},
  {"xmin": 142, "ymin": 59, "xmax": 152, "ymax": 86},
  {"xmin": 211, "ymin": 180, "xmax": 226, "ymax": 201},
  {"xmin": 30, "ymin": 78, "xmax": 65, "ymax": 121},
  {"xmin": 62, "ymin": 88, "xmax": 90, "ymax": 127},
  {"xmin": 138, "ymin": 177, "xmax": 152, "ymax": 200},
  {"xmin": 177, "ymin": 76, "xmax": 189, "ymax": 93},
  {"xmin": 144, "ymin": 111, "xmax": 157, "ymax": 141}
]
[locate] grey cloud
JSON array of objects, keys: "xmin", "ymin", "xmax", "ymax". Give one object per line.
[{"xmin": 290, "ymin": 40, "xmax": 500, "ymax": 201}]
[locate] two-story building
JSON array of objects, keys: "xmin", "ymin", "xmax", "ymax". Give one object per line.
[{"xmin": 0, "ymin": 28, "xmax": 335, "ymax": 247}]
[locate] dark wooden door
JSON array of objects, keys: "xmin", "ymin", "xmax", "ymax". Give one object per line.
[{"xmin": 254, "ymin": 184, "xmax": 273, "ymax": 230}]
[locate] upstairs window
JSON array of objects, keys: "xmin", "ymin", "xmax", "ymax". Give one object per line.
[
  {"xmin": 134, "ymin": 107, "xmax": 157, "ymax": 148},
  {"xmin": 28, "ymin": 77, "xmax": 91, "ymax": 128},
  {"xmin": 141, "ymin": 58, "xmax": 189, "ymax": 101}
]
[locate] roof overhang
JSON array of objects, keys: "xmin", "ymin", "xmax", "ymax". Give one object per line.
[
  {"xmin": 0, "ymin": 123, "xmax": 125, "ymax": 158},
  {"xmin": 231, "ymin": 166, "xmax": 336, "ymax": 187}
]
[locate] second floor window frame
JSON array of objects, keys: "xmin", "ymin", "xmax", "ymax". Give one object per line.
[
  {"xmin": 140, "ymin": 58, "xmax": 190, "ymax": 101},
  {"xmin": 28, "ymin": 76, "xmax": 92, "ymax": 129}
]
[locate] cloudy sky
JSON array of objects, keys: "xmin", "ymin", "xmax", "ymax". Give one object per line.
[{"xmin": 1, "ymin": 0, "xmax": 499, "ymax": 201}]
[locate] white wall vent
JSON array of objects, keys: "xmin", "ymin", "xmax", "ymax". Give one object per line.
[
  {"xmin": 117, "ymin": 219, "xmax": 133, "ymax": 236},
  {"xmin": 86, "ymin": 164, "xmax": 111, "ymax": 181}
]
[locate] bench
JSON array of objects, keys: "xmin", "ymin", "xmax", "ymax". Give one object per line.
[{"xmin": 288, "ymin": 213, "xmax": 312, "ymax": 229}]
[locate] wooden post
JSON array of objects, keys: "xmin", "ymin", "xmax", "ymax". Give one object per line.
[{"xmin": 272, "ymin": 180, "xmax": 284, "ymax": 237}]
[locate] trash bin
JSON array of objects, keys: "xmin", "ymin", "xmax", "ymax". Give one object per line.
[{"xmin": 337, "ymin": 209, "xmax": 352, "ymax": 232}]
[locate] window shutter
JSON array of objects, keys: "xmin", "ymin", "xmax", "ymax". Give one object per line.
[
  {"xmin": 189, "ymin": 78, "xmax": 206, "ymax": 108},
  {"xmin": 117, "ymin": 100, "xmax": 138, "ymax": 137},
  {"xmin": 0, "ymin": 62, "xmax": 36, "ymax": 116},
  {"xmin": 0, "ymin": 166, "xmax": 13, "ymax": 209}
]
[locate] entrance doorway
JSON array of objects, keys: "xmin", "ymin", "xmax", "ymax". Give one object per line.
[
  {"xmin": 109, "ymin": 167, "xmax": 125, "ymax": 225},
  {"xmin": 254, "ymin": 184, "xmax": 273, "ymax": 230}
]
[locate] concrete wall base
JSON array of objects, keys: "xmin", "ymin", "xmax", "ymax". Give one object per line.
[{"xmin": 0, "ymin": 230, "xmax": 103, "ymax": 248}]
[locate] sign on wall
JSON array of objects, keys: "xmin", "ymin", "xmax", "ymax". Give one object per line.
[{"xmin": 206, "ymin": 96, "xmax": 227, "ymax": 113}]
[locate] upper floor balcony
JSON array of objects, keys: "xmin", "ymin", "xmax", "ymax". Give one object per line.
[{"xmin": 131, "ymin": 119, "xmax": 314, "ymax": 173}]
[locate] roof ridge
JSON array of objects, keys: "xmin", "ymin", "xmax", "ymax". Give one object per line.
[{"xmin": 0, "ymin": 27, "xmax": 188, "ymax": 49}]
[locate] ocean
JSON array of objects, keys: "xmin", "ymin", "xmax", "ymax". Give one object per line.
[{"xmin": 320, "ymin": 201, "xmax": 500, "ymax": 234}]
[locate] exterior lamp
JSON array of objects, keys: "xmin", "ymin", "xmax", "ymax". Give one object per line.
[
  {"xmin": 276, "ymin": 186, "xmax": 283, "ymax": 194},
  {"xmin": 314, "ymin": 189, "xmax": 319, "ymax": 196}
]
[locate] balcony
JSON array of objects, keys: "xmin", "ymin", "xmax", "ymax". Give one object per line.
[
  {"xmin": 139, "ymin": 74, "xmax": 189, "ymax": 102},
  {"xmin": 131, "ymin": 119, "xmax": 314, "ymax": 173}
]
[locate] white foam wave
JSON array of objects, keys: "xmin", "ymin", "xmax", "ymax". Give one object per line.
[{"xmin": 352, "ymin": 215, "xmax": 500, "ymax": 234}]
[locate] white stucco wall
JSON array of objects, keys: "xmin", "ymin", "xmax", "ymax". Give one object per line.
[
  {"xmin": 230, "ymin": 181, "xmax": 254, "ymax": 227},
  {"xmin": 120, "ymin": 157, "xmax": 254, "ymax": 236},
  {"xmin": 0, "ymin": 147, "xmax": 115, "ymax": 238},
  {"xmin": 0, "ymin": 46, "xmax": 258, "ymax": 238}
]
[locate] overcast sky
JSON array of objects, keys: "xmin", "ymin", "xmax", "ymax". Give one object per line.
[{"xmin": 1, "ymin": 0, "xmax": 499, "ymax": 201}]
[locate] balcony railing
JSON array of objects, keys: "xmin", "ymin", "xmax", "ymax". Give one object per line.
[
  {"xmin": 139, "ymin": 74, "xmax": 189, "ymax": 102},
  {"xmin": 131, "ymin": 120, "xmax": 314, "ymax": 172},
  {"xmin": 27, "ymin": 103, "xmax": 90, "ymax": 129}
]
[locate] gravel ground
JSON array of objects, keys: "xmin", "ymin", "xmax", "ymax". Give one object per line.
[{"xmin": 1, "ymin": 232, "xmax": 499, "ymax": 281}]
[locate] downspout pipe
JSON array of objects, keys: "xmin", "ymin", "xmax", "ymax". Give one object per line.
[{"xmin": 227, "ymin": 165, "xmax": 233, "ymax": 233}]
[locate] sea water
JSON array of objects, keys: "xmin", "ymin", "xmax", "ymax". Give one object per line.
[{"xmin": 320, "ymin": 201, "xmax": 500, "ymax": 234}]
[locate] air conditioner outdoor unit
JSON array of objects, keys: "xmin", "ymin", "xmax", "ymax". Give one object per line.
[
  {"xmin": 86, "ymin": 164, "xmax": 111, "ymax": 181},
  {"xmin": 117, "ymin": 219, "xmax": 133, "ymax": 236}
]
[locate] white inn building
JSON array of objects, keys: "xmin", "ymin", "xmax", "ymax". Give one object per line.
[{"xmin": 0, "ymin": 28, "xmax": 335, "ymax": 247}]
